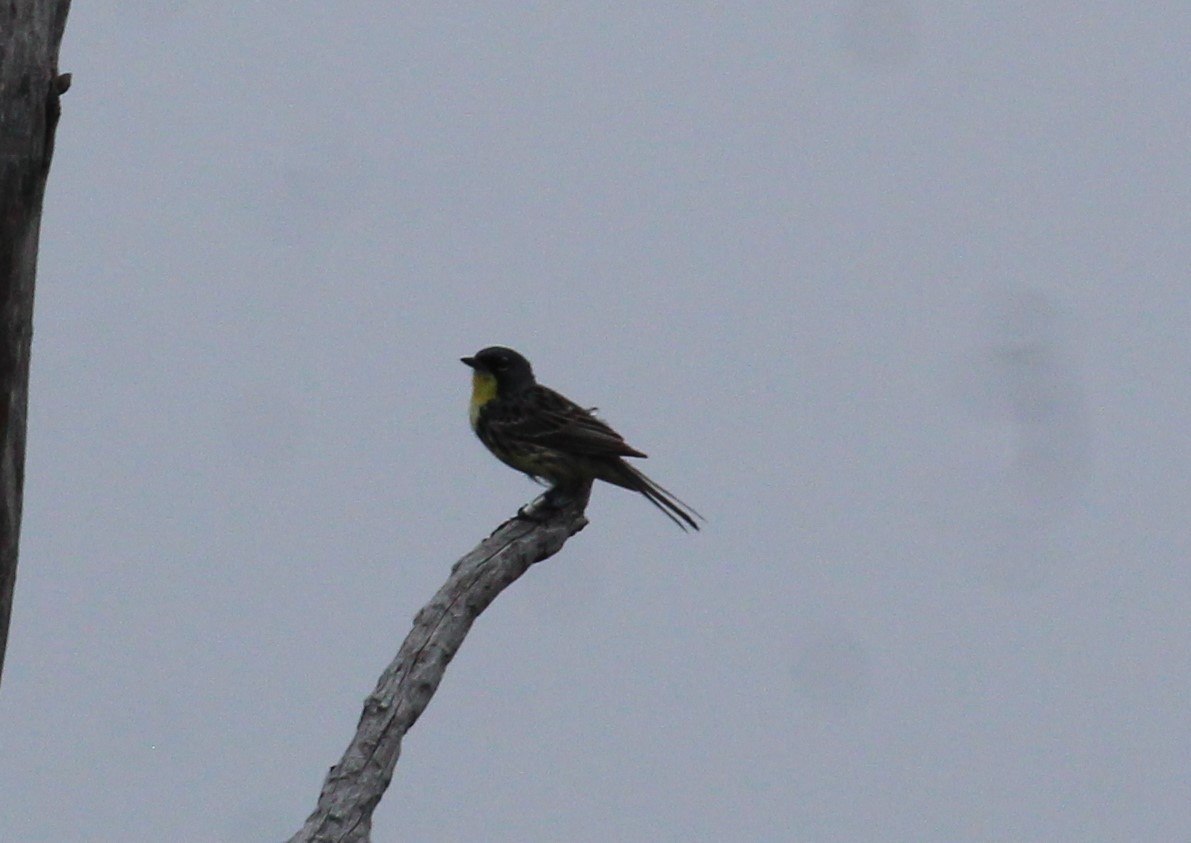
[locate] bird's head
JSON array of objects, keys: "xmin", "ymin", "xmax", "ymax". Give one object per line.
[{"xmin": 461, "ymin": 346, "xmax": 537, "ymax": 394}]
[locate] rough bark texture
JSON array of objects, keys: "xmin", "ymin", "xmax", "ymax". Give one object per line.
[
  {"xmin": 288, "ymin": 489, "xmax": 591, "ymax": 843},
  {"xmin": 0, "ymin": 0, "xmax": 72, "ymax": 692}
]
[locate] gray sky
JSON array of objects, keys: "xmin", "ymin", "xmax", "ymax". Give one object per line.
[{"xmin": 2, "ymin": 2, "xmax": 1189, "ymax": 841}]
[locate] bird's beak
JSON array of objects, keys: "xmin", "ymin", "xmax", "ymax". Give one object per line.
[{"xmin": 460, "ymin": 356, "xmax": 479, "ymax": 370}]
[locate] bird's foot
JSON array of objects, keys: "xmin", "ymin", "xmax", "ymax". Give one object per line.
[
  {"xmin": 505, "ymin": 488, "xmax": 575, "ymax": 527},
  {"xmin": 515, "ymin": 500, "xmax": 551, "ymax": 523}
]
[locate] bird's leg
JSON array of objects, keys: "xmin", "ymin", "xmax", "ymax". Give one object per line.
[
  {"xmin": 513, "ymin": 484, "xmax": 578, "ymax": 521},
  {"xmin": 499, "ymin": 482, "xmax": 592, "ymax": 534},
  {"xmin": 513, "ymin": 499, "xmax": 550, "ymax": 523},
  {"xmin": 488, "ymin": 501, "xmax": 545, "ymax": 535},
  {"xmin": 542, "ymin": 483, "xmax": 582, "ymax": 509}
]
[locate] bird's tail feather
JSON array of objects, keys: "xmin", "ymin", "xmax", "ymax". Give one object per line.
[{"xmin": 612, "ymin": 462, "xmax": 703, "ymax": 531}]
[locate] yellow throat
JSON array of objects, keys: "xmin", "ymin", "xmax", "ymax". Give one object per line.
[{"xmin": 468, "ymin": 371, "xmax": 498, "ymax": 429}]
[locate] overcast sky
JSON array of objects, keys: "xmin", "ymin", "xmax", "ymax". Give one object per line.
[{"xmin": 2, "ymin": 2, "xmax": 1189, "ymax": 841}]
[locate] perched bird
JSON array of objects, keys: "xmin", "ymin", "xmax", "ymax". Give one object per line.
[{"xmin": 461, "ymin": 346, "xmax": 702, "ymax": 531}]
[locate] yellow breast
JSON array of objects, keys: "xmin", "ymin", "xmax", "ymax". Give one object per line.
[{"xmin": 468, "ymin": 371, "xmax": 498, "ymax": 429}]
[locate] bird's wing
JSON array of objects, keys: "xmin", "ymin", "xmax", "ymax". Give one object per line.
[{"xmin": 493, "ymin": 386, "xmax": 648, "ymax": 458}]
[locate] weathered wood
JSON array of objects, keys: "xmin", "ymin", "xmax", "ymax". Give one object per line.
[
  {"xmin": 288, "ymin": 489, "xmax": 590, "ymax": 843},
  {"xmin": 0, "ymin": 0, "xmax": 72, "ymax": 690}
]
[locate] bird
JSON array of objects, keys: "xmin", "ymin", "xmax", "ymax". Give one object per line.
[{"xmin": 461, "ymin": 346, "xmax": 702, "ymax": 531}]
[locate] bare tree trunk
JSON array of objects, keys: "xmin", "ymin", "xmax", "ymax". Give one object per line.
[
  {"xmin": 0, "ymin": 0, "xmax": 72, "ymax": 691},
  {"xmin": 287, "ymin": 489, "xmax": 591, "ymax": 843}
]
